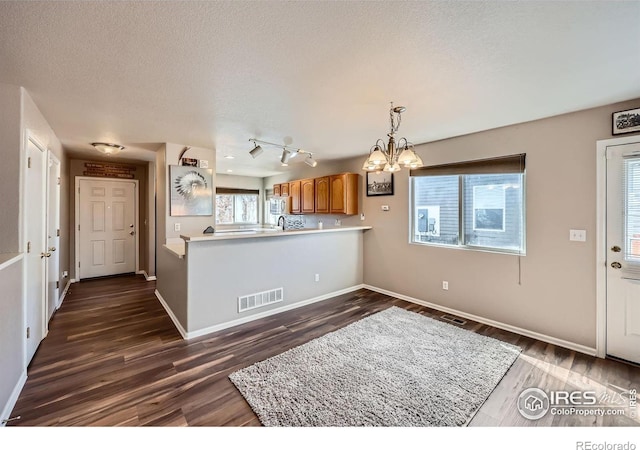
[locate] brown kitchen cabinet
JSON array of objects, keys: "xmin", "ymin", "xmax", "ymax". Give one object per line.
[
  {"xmin": 280, "ymin": 183, "xmax": 290, "ymax": 196},
  {"xmin": 301, "ymin": 178, "xmax": 315, "ymax": 214},
  {"xmin": 289, "ymin": 180, "xmax": 301, "ymax": 214},
  {"xmin": 273, "ymin": 184, "xmax": 281, "ymax": 197},
  {"xmin": 330, "ymin": 173, "xmax": 359, "ymax": 215},
  {"xmin": 314, "ymin": 176, "xmax": 330, "ymax": 214}
]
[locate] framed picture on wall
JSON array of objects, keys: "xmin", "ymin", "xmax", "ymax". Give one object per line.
[
  {"xmin": 169, "ymin": 165, "xmax": 213, "ymax": 216},
  {"xmin": 366, "ymin": 172, "xmax": 394, "ymax": 196},
  {"xmin": 613, "ymin": 107, "xmax": 640, "ymax": 135}
]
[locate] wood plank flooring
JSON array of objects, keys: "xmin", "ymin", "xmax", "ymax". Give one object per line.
[{"xmin": 9, "ymin": 274, "xmax": 640, "ymax": 426}]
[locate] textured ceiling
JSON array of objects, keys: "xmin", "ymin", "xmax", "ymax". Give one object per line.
[{"xmin": 1, "ymin": 1, "xmax": 639, "ymax": 176}]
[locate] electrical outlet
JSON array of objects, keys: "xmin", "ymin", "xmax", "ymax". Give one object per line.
[
  {"xmin": 360, "ymin": 213, "xmax": 365, "ymax": 221},
  {"xmin": 62, "ymin": 270, "xmax": 68, "ymax": 278},
  {"xmin": 569, "ymin": 229, "xmax": 586, "ymax": 242},
  {"xmin": 335, "ymin": 219, "xmax": 341, "ymax": 226},
  {"xmin": 174, "ymin": 223, "xmax": 181, "ymax": 232},
  {"xmin": 315, "ymin": 274, "xmax": 320, "ymax": 282},
  {"xmin": 199, "ymin": 160, "xmax": 209, "ymax": 168},
  {"xmin": 442, "ymin": 281, "xmax": 449, "ymax": 290}
]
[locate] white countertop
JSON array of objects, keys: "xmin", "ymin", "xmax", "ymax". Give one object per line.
[{"xmin": 180, "ymin": 226, "xmax": 372, "ymax": 242}]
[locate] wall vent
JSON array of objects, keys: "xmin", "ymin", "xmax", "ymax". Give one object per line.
[
  {"xmin": 441, "ymin": 314, "xmax": 467, "ymax": 326},
  {"xmin": 238, "ymin": 287, "xmax": 283, "ymax": 313}
]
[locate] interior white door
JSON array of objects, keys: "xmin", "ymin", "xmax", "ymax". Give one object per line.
[
  {"xmin": 25, "ymin": 137, "xmax": 47, "ymax": 363},
  {"xmin": 78, "ymin": 179, "xmax": 136, "ymax": 279},
  {"xmin": 47, "ymin": 152, "xmax": 61, "ymax": 320},
  {"xmin": 606, "ymin": 141, "xmax": 640, "ymax": 364}
]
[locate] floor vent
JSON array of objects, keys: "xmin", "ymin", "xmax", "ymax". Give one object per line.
[
  {"xmin": 441, "ymin": 314, "xmax": 467, "ymax": 325},
  {"xmin": 238, "ymin": 288, "xmax": 283, "ymax": 313}
]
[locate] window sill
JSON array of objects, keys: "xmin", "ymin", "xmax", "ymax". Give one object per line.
[{"xmin": 409, "ymin": 240, "xmax": 526, "ymax": 257}]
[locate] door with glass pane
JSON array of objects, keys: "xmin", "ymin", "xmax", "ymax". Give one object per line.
[{"xmin": 606, "ymin": 142, "xmax": 640, "ymax": 364}]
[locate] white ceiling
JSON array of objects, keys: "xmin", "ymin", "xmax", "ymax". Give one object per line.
[{"xmin": 1, "ymin": 1, "xmax": 639, "ymax": 177}]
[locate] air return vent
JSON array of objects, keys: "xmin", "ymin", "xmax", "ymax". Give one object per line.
[
  {"xmin": 441, "ymin": 314, "xmax": 467, "ymax": 325},
  {"xmin": 238, "ymin": 287, "xmax": 283, "ymax": 313}
]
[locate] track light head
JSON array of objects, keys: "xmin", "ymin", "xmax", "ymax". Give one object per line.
[
  {"xmin": 304, "ymin": 155, "xmax": 317, "ymax": 167},
  {"xmin": 249, "ymin": 144, "xmax": 263, "ymax": 158},
  {"xmin": 281, "ymin": 148, "xmax": 292, "ymax": 164}
]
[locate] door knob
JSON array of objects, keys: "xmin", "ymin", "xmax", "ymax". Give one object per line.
[
  {"xmin": 611, "ymin": 262, "xmax": 622, "ymax": 269},
  {"xmin": 130, "ymin": 224, "xmax": 134, "ymax": 228},
  {"xmin": 129, "ymin": 230, "xmax": 135, "ymax": 235},
  {"xmin": 40, "ymin": 252, "xmax": 51, "ymax": 259},
  {"xmin": 48, "ymin": 247, "xmax": 56, "ymax": 252},
  {"xmin": 611, "ymin": 245, "xmax": 621, "ymax": 253}
]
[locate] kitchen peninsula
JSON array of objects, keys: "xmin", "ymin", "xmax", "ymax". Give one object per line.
[{"xmin": 156, "ymin": 226, "xmax": 371, "ymax": 339}]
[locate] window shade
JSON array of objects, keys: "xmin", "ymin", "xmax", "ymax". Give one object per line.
[
  {"xmin": 216, "ymin": 187, "xmax": 259, "ymax": 195},
  {"xmin": 410, "ymin": 154, "xmax": 526, "ymax": 177}
]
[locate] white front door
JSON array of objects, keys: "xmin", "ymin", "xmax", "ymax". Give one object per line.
[
  {"xmin": 606, "ymin": 141, "xmax": 640, "ymax": 364},
  {"xmin": 78, "ymin": 179, "xmax": 137, "ymax": 279},
  {"xmin": 25, "ymin": 137, "xmax": 47, "ymax": 363},
  {"xmin": 47, "ymin": 152, "xmax": 61, "ymax": 320}
]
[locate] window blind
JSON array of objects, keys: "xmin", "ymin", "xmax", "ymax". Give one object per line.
[
  {"xmin": 410, "ymin": 154, "xmax": 526, "ymax": 177},
  {"xmin": 216, "ymin": 187, "xmax": 259, "ymax": 195},
  {"xmin": 624, "ymin": 156, "xmax": 640, "ymax": 271}
]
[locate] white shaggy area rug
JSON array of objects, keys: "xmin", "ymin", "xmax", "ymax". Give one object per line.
[{"xmin": 229, "ymin": 306, "xmax": 521, "ymax": 426}]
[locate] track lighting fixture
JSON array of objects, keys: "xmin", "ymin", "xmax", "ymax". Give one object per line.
[
  {"xmin": 248, "ymin": 138, "xmax": 317, "ymax": 168},
  {"xmin": 249, "ymin": 144, "xmax": 263, "ymax": 159}
]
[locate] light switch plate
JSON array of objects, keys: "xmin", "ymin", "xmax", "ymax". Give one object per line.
[
  {"xmin": 569, "ymin": 229, "xmax": 586, "ymax": 242},
  {"xmin": 381, "ymin": 205, "xmax": 390, "ymax": 211}
]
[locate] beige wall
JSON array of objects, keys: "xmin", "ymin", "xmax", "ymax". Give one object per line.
[
  {"xmin": 360, "ymin": 98, "xmax": 640, "ymax": 349},
  {"xmin": 262, "ymin": 98, "xmax": 640, "ymax": 349},
  {"xmin": 69, "ymin": 158, "xmax": 150, "ymax": 280},
  {"xmin": 0, "ymin": 83, "xmax": 22, "ymax": 253},
  {"xmin": 161, "ymin": 143, "xmax": 216, "ymax": 241}
]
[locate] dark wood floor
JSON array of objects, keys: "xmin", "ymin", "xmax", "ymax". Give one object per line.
[{"xmin": 9, "ymin": 274, "xmax": 640, "ymax": 426}]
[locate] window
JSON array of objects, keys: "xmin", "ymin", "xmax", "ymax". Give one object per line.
[
  {"xmin": 625, "ymin": 157, "xmax": 640, "ymax": 263},
  {"xmin": 410, "ymin": 154, "xmax": 525, "ymax": 254},
  {"xmin": 215, "ymin": 188, "xmax": 259, "ymax": 225}
]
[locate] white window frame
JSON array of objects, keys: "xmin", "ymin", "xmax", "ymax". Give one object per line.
[{"xmin": 215, "ymin": 193, "xmax": 259, "ymax": 225}]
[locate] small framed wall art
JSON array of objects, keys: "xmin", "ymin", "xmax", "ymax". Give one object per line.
[
  {"xmin": 612, "ymin": 107, "xmax": 640, "ymax": 135},
  {"xmin": 366, "ymin": 171, "xmax": 394, "ymax": 196}
]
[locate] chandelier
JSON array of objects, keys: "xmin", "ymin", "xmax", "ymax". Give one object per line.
[{"xmin": 361, "ymin": 102, "xmax": 423, "ymax": 172}]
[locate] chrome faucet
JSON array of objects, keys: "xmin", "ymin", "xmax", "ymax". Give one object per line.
[{"xmin": 277, "ymin": 215, "xmax": 286, "ymax": 230}]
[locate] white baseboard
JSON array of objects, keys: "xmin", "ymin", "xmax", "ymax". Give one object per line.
[
  {"xmin": 156, "ymin": 284, "xmax": 365, "ymax": 341},
  {"xmin": 364, "ymin": 285, "xmax": 597, "ymax": 357},
  {"xmin": 1, "ymin": 370, "xmax": 27, "ymax": 427},
  {"xmin": 57, "ymin": 279, "xmax": 73, "ymax": 310},
  {"xmin": 154, "ymin": 289, "xmax": 188, "ymax": 339},
  {"xmin": 137, "ymin": 270, "xmax": 157, "ymax": 281}
]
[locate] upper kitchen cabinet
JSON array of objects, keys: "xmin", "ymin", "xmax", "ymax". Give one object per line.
[
  {"xmin": 289, "ymin": 180, "xmax": 301, "ymax": 214},
  {"xmin": 314, "ymin": 176, "xmax": 330, "ymax": 214},
  {"xmin": 281, "ymin": 182, "xmax": 290, "ymax": 197},
  {"xmin": 301, "ymin": 178, "xmax": 315, "ymax": 214},
  {"xmin": 273, "ymin": 184, "xmax": 281, "ymax": 197},
  {"xmin": 330, "ymin": 173, "xmax": 359, "ymax": 215}
]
